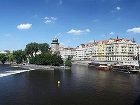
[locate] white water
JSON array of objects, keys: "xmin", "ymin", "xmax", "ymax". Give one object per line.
[{"xmin": 0, "ymin": 69, "xmax": 35, "ymax": 78}]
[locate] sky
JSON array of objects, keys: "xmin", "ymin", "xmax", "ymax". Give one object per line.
[{"xmin": 0, "ymin": 0, "xmax": 140, "ymax": 50}]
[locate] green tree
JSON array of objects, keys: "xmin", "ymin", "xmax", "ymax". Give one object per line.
[
  {"xmin": 51, "ymin": 54, "xmax": 63, "ymax": 66},
  {"xmin": 13, "ymin": 50, "xmax": 26, "ymax": 64},
  {"xmin": 29, "ymin": 53, "xmax": 63, "ymax": 66},
  {"xmin": 65, "ymin": 56, "xmax": 72, "ymax": 67},
  {"xmin": 29, "ymin": 53, "xmax": 51, "ymax": 65},
  {"xmin": 0, "ymin": 54, "xmax": 8, "ymax": 64},
  {"xmin": 25, "ymin": 42, "xmax": 39, "ymax": 57},
  {"xmin": 38, "ymin": 43, "xmax": 50, "ymax": 53},
  {"xmin": 6, "ymin": 53, "xmax": 14, "ymax": 63}
]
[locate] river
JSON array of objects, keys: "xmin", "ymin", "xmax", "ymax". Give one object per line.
[{"xmin": 0, "ymin": 64, "xmax": 140, "ymax": 105}]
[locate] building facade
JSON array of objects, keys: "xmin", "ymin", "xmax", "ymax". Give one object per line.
[
  {"xmin": 51, "ymin": 38, "xmax": 59, "ymax": 54},
  {"xmin": 51, "ymin": 37, "xmax": 140, "ymax": 61},
  {"xmin": 106, "ymin": 38, "xmax": 137, "ymax": 61},
  {"xmin": 59, "ymin": 47, "xmax": 75, "ymax": 60}
]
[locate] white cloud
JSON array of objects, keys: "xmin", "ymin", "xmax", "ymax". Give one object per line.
[
  {"xmin": 116, "ymin": 6, "xmax": 121, "ymax": 10},
  {"xmin": 51, "ymin": 17, "xmax": 57, "ymax": 20},
  {"xmin": 67, "ymin": 29, "xmax": 90, "ymax": 35},
  {"xmin": 44, "ymin": 16, "xmax": 57, "ymax": 24},
  {"xmin": 127, "ymin": 27, "xmax": 140, "ymax": 33},
  {"xmin": 109, "ymin": 32, "xmax": 115, "ymax": 35},
  {"xmin": 17, "ymin": 23, "xmax": 32, "ymax": 30},
  {"xmin": 85, "ymin": 29, "xmax": 90, "ymax": 32},
  {"xmin": 111, "ymin": 6, "xmax": 121, "ymax": 13},
  {"xmin": 44, "ymin": 16, "xmax": 49, "ymax": 20}
]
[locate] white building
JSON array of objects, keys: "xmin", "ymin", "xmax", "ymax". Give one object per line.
[
  {"xmin": 59, "ymin": 47, "xmax": 75, "ymax": 60},
  {"xmin": 65, "ymin": 37, "xmax": 140, "ymax": 61},
  {"xmin": 106, "ymin": 38, "xmax": 137, "ymax": 61},
  {"xmin": 137, "ymin": 45, "xmax": 140, "ymax": 60},
  {"xmin": 52, "ymin": 37, "xmax": 140, "ymax": 61}
]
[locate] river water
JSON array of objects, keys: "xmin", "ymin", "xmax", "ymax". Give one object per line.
[{"xmin": 0, "ymin": 64, "xmax": 140, "ymax": 105}]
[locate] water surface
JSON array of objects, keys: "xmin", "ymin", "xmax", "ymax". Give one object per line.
[{"xmin": 0, "ymin": 64, "xmax": 140, "ymax": 105}]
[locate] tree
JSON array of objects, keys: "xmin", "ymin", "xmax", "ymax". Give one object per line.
[
  {"xmin": 30, "ymin": 53, "xmax": 52, "ymax": 65},
  {"xmin": 6, "ymin": 53, "xmax": 14, "ymax": 63},
  {"xmin": 0, "ymin": 54, "xmax": 8, "ymax": 64},
  {"xmin": 29, "ymin": 53, "xmax": 63, "ymax": 66},
  {"xmin": 65, "ymin": 56, "xmax": 72, "ymax": 67},
  {"xmin": 65, "ymin": 59, "xmax": 72, "ymax": 67},
  {"xmin": 38, "ymin": 43, "xmax": 50, "ymax": 53},
  {"xmin": 13, "ymin": 50, "xmax": 26, "ymax": 64},
  {"xmin": 51, "ymin": 54, "xmax": 63, "ymax": 66},
  {"xmin": 25, "ymin": 42, "xmax": 39, "ymax": 57}
]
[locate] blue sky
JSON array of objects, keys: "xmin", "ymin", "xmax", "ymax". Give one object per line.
[{"xmin": 0, "ymin": 0, "xmax": 140, "ymax": 50}]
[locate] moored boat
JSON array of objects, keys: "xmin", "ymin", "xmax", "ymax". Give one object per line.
[
  {"xmin": 88, "ymin": 62, "xmax": 100, "ymax": 68},
  {"xmin": 88, "ymin": 61, "xmax": 110, "ymax": 71},
  {"xmin": 97, "ymin": 64, "xmax": 110, "ymax": 71},
  {"xmin": 112, "ymin": 61, "xmax": 140, "ymax": 73}
]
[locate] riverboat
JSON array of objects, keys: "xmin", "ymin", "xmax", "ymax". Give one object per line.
[
  {"xmin": 97, "ymin": 64, "xmax": 110, "ymax": 71},
  {"xmin": 88, "ymin": 62, "xmax": 100, "ymax": 68},
  {"xmin": 112, "ymin": 61, "xmax": 140, "ymax": 73},
  {"xmin": 88, "ymin": 61, "xmax": 110, "ymax": 71}
]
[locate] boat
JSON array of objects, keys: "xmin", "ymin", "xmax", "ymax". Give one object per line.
[
  {"xmin": 112, "ymin": 61, "xmax": 140, "ymax": 73},
  {"xmin": 97, "ymin": 64, "xmax": 110, "ymax": 71},
  {"xmin": 88, "ymin": 61, "xmax": 110, "ymax": 71},
  {"xmin": 88, "ymin": 62, "xmax": 100, "ymax": 68}
]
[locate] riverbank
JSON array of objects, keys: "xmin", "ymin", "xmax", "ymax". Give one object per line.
[{"xmin": 11, "ymin": 64, "xmax": 71, "ymax": 70}]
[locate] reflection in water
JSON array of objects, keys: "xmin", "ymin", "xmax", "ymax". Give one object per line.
[{"xmin": 0, "ymin": 64, "xmax": 140, "ymax": 105}]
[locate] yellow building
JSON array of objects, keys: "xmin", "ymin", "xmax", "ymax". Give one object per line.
[{"xmin": 96, "ymin": 41, "xmax": 107, "ymax": 61}]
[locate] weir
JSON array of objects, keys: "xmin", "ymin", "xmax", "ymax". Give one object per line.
[{"xmin": 0, "ymin": 69, "xmax": 35, "ymax": 78}]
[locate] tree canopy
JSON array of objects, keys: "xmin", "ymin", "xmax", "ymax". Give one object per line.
[
  {"xmin": 25, "ymin": 42, "xmax": 39, "ymax": 57},
  {"xmin": 5, "ymin": 42, "xmax": 63, "ymax": 66},
  {"xmin": 38, "ymin": 43, "xmax": 50, "ymax": 53},
  {"xmin": 25, "ymin": 42, "xmax": 50, "ymax": 57},
  {"xmin": 30, "ymin": 53, "xmax": 63, "ymax": 66},
  {"xmin": 13, "ymin": 50, "xmax": 26, "ymax": 64},
  {"xmin": 65, "ymin": 56, "xmax": 72, "ymax": 67},
  {"xmin": 0, "ymin": 54, "xmax": 8, "ymax": 64}
]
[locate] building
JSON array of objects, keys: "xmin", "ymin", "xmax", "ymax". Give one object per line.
[
  {"xmin": 106, "ymin": 38, "xmax": 137, "ymax": 61},
  {"xmin": 60, "ymin": 47, "xmax": 75, "ymax": 60},
  {"xmin": 51, "ymin": 38, "xmax": 59, "ymax": 54},
  {"xmin": 51, "ymin": 37, "xmax": 140, "ymax": 61},
  {"xmin": 137, "ymin": 45, "xmax": 140, "ymax": 60}
]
